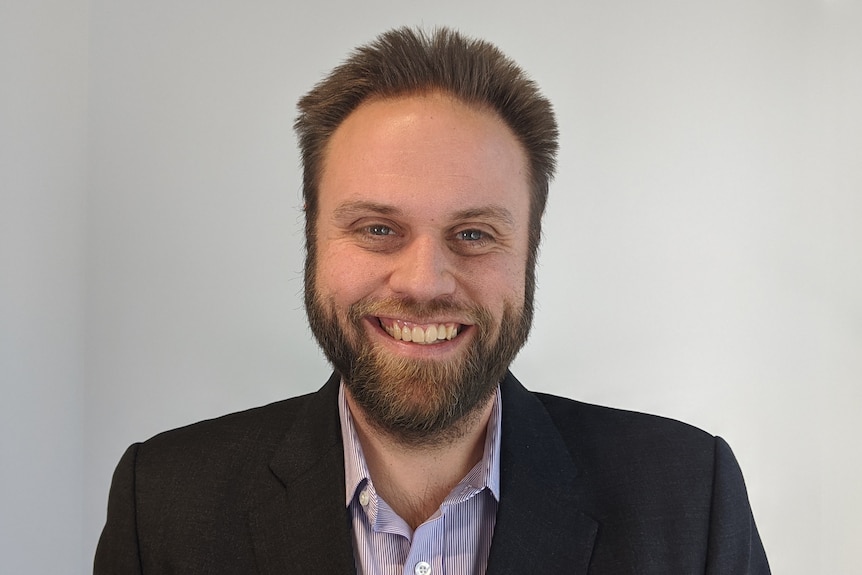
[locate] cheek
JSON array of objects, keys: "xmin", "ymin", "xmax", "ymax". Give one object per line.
[
  {"xmin": 316, "ymin": 245, "xmax": 383, "ymax": 303},
  {"xmin": 502, "ymin": 266, "xmax": 528, "ymax": 304},
  {"xmin": 465, "ymin": 255, "xmax": 528, "ymax": 308}
]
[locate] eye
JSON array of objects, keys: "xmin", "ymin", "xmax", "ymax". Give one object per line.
[
  {"xmin": 450, "ymin": 227, "xmax": 496, "ymax": 255},
  {"xmin": 367, "ymin": 224, "xmax": 394, "ymax": 236},
  {"xmin": 353, "ymin": 221, "xmax": 402, "ymax": 252},
  {"xmin": 458, "ymin": 229, "xmax": 485, "ymax": 241}
]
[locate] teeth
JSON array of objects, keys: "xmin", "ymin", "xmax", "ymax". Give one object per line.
[{"xmin": 381, "ymin": 321, "xmax": 459, "ymax": 344}]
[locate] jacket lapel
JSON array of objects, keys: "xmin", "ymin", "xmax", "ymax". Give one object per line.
[
  {"xmin": 245, "ymin": 371, "xmax": 597, "ymax": 574},
  {"xmin": 247, "ymin": 373, "xmax": 356, "ymax": 575},
  {"xmin": 486, "ymin": 372, "xmax": 598, "ymax": 575}
]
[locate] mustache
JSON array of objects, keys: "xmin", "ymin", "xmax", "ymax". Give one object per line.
[{"xmin": 347, "ymin": 296, "xmax": 490, "ymax": 328}]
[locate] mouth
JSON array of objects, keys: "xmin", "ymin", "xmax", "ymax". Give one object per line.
[{"xmin": 375, "ymin": 317, "xmax": 464, "ymax": 345}]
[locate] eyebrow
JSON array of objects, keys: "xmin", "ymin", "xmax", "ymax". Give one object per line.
[
  {"xmin": 332, "ymin": 200, "xmax": 516, "ymax": 227},
  {"xmin": 451, "ymin": 206, "xmax": 516, "ymax": 227},
  {"xmin": 332, "ymin": 201, "xmax": 401, "ymax": 220}
]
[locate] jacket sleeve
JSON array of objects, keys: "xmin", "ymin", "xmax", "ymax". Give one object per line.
[
  {"xmin": 705, "ymin": 437, "xmax": 771, "ymax": 574},
  {"xmin": 94, "ymin": 443, "xmax": 143, "ymax": 575}
]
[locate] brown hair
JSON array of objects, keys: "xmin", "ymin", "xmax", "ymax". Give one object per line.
[{"xmin": 296, "ymin": 26, "xmax": 558, "ymax": 310}]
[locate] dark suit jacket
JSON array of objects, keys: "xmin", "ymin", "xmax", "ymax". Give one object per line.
[{"xmin": 94, "ymin": 372, "xmax": 770, "ymax": 574}]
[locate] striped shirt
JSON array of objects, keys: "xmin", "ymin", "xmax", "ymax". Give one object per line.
[{"xmin": 339, "ymin": 384, "xmax": 502, "ymax": 575}]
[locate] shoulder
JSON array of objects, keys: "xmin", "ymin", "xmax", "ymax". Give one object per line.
[
  {"xmin": 534, "ymin": 393, "xmax": 768, "ymax": 572},
  {"xmin": 111, "ymin": 381, "xmax": 341, "ymax": 534},
  {"xmin": 529, "ymin": 390, "xmax": 727, "ymax": 519},
  {"xmin": 96, "ymin": 377, "xmax": 345, "ymax": 570},
  {"xmin": 131, "ymin": 376, "xmax": 341, "ymax": 484},
  {"xmin": 502, "ymin": 372, "xmax": 712, "ymax": 448},
  {"xmin": 533, "ymin": 391, "xmax": 717, "ymax": 475},
  {"xmin": 535, "ymin": 391, "xmax": 713, "ymax": 448},
  {"xmin": 502, "ymin": 373, "xmax": 720, "ymax": 490},
  {"xmin": 527, "ymin": 392, "xmax": 720, "ymax": 538},
  {"xmin": 139, "ymin": 391, "xmax": 315, "ymax": 459}
]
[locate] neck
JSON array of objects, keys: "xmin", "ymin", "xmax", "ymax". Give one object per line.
[{"xmin": 345, "ymin": 389, "xmax": 495, "ymax": 530}]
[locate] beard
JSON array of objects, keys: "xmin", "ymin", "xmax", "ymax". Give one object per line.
[{"xmin": 305, "ymin": 283, "xmax": 533, "ymax": 447}]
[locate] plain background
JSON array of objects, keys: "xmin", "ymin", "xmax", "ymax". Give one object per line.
[{"xmin": 2, "ymin": 1, "xmax": 860, "ymax": 573}]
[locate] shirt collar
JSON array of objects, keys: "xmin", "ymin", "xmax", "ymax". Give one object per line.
[{"xmin": 339, "ymin": 381, "xmax": 502, "ymax": 507}]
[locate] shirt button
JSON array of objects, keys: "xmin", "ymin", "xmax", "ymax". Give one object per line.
[
  {"xmin": 414, "ymin": 561, "xmax": 431, "ymax": 575},
  {"xmin": 358, "ymin": 489, "xmax": 370, "ymax": 506}
]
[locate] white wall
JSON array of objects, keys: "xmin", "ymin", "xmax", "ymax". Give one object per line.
[
  {"xmin": 2, "ymin": 1, "xmax": 860, "ymax": 574},
  {"xmin": 0, "ymin": 0, "xmax": 89, "ymax": 573}
]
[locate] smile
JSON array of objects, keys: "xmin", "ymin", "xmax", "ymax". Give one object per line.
[{"xmin": 377, "ymin": 317, "xmax": 461, "ymax": 345}]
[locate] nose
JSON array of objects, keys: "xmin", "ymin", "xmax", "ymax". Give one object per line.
[{"xmin": 387, "ymin": 234, "xmax": 457, "ymax": 301}]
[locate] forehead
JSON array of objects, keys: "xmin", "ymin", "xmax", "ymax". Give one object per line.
[{"xmin": 318, "ymin": 93, "xmax": 530, "ymax": 220}]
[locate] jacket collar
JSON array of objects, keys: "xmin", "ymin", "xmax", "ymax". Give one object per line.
[
  {"xmin": 248, "ymin": 371, "xmax": 597, "ymax": 574},
  {"xmin": 248, "ymin": 372, "xmax": 356, "ymax": 574},
  {"xmin": 486, "ymin": 371, "xmax": 597, "ymax": 574}
]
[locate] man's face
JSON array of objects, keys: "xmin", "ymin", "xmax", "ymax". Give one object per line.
[{"xmin": 306, "ymin": 93, "xmax": 533, "ymax": 445}]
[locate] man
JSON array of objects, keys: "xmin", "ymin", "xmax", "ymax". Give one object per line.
[{"xmin": 95, "ymin": 27, "xmax": 770, "ymax": 574}]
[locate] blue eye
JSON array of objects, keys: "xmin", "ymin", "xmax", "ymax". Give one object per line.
[
  {"xmin": 368, "ymin": 225, "xmax": 393, "ymax": 236},
  {"xmin": 459, "ymin": 230, "xmax": 485, "ymax": 241}
]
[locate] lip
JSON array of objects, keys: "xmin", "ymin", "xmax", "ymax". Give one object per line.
[{"xmin": 363, "ymin": 315, "xmax": 473, "ymax": 358}]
